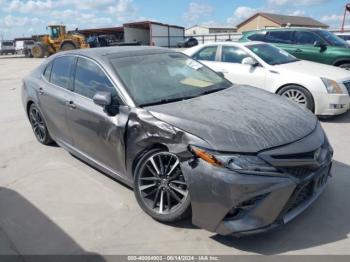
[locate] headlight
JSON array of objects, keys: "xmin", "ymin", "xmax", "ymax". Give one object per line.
[
  {"xmin": 190, "ymin": 146, "xmax": 279, "ymax": 174},
  {"xmin": 321, "ymin": 78, "xmax": 343, "ymax": 94}
]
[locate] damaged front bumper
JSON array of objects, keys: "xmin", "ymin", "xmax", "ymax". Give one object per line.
[
  {"xmin": 182, "ymin": 159, "xmax": 331, "ymax": 236},
  {"xmin": 181, "ymin": 124, "xmax": 333, "ymax": 236}
]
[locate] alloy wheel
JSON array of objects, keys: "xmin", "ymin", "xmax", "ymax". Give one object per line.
[
  {"xmin": 29, "ymin": 106, "xmax": 47, "ymax": 143},
  {"xmin": 137, "ymin": 152, "xmax": 188, "ymax": 215},
  {"xmin": 281, "ymin": 89, "xmax": 308, "ymax": 107}
]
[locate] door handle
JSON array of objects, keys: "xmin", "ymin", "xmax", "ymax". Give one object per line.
[
  {"xmin": 66, "ymin": 100, "xmax": 77, "ymax": 109},
  {"xmin": 219, "ymin": 69, "xmax": 228, "ymax": 73},
  {"xmin": 294, "ymin": 48, "xmax": 302, "ymax": 53},
  {"xmin": 38, "ymin": 87, "xmax": 44, "ymax": 95}
]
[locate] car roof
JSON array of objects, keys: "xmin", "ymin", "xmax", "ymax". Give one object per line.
[
  {"xmin": 196, "ymin": 41, "xmax": 265, "ymax": 47},
  {"xmin": 56, "ymin": 46, "xmax": 176, "ymax": 60},
  {"xmin": 244, "ymin": 27, "xmax": 326, "ymax": 34}
]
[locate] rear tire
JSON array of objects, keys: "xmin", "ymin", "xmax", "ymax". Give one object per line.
[
  {"xmin": 28, "ymin": 104, "xmax": 53, "ymax": 145},
  {"xmin": 277, "ymin": 85, "xmax": 314, "ymax": 112},
  {"xmin": 134, "ymin": 148, "xmax": 191, "ymax": 223}
]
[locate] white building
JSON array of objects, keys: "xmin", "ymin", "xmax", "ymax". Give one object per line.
[{"xmin": 185, "ymin": 25, "xmax": 237, "ymax": 36}]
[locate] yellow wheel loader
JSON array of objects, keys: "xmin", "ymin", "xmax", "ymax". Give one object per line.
[{"xmin": 32, "ymin": 25, "xmax": 89, "ymax": 58}]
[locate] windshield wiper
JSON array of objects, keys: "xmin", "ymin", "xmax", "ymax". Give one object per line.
[
  {"xmin": 199, "ymin": 87, "xmax": 227, "ymax": 96},
  {"xmin": 139, "ymin": 95, "xmax": 197, "ymax": 107}
]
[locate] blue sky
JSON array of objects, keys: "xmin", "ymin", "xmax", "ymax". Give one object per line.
[{"xmin": 0, "ymin": 0, "xmax": 348, "ymax": 39}]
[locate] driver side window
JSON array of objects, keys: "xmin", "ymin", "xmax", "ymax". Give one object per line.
[
  {"xmin": 294, "ymin": 31, "xmax": 322, "ymax": 45},
  {"xmin": 73, "ymin": 58, "xmax": 120, "ymax": 102},
  {"xmin": 221, "ymin": 46, "xmax": 249, "ymax": 63}
]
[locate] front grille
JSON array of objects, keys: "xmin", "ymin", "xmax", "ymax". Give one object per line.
[
  {"xmin": 282, "ymin": 167, "xmax": 313, "ymax": 179},
  {"xmin": 343, "ymin": 81, "xmax": 350, "ymax": 95},
  {"xmin": 285, "ymin": 181, "xmax": 314, "ymax": 214}
]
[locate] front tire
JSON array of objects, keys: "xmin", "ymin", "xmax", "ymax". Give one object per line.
[
  {"xmin": 60, "ymin": 42, "xmax": 76, "ymax": 51},
  {"xmin": 32, "ymin": 43, "xmax": 48, "ymax": 58},
  {"xmin": 28, "ymin": 104, "xmax": 53, "ymax": 145},
  {"xmin": 134, "ymin": 149, "xmax": 191, "ymax": 222},
  {"xmin": 277, "ymin": 85, "xmax": 314, "ymax": 112}
]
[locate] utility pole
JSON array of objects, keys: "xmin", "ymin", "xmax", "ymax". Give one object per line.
[{"xmin": 341, "ymin": 3, "xmax": 350, "ymax": 32}]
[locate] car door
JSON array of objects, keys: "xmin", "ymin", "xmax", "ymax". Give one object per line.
[
  {"xmin": 67, "ymin": 56, "xmax": 128, "ymax": 176},
  {"xmin": 291, "ymin": 31, "xmax": 330, "ymax": 63},
  {"xmin": 214, "ymin": 45, "xmax": 266, "ymax": 89},
  {"xmin": 38, "ymin": 56, "xmax": 76, "ymax": 145}
]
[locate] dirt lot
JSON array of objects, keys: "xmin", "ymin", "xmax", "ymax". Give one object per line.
[{"xmin": 0, "ymin": 55, "xmax": 350, "ymax": 255}]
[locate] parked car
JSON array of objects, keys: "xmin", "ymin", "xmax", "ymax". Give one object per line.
[
  {"xmin": 23, "ymin": 40, "xmax": 35, "ymax": 58},
  {"xmin": 177, "ymin": 37, "xmax": 198, "ymax": 48},
  {"xmin": 184, "ymin": 42, "xmax": 350, "ymax": 116},
  {"xmin": 240, "ymin": 28, "xmax": 350, "ymax": 70},
  {"xmin": 22, "ymin": 46, "xmax": 333, "ymax": 236},
  {"xmin": 336, "ymin": 32, "xmax": 350, "ymax": 44},
  {"xmin": 0, "ymin": 40, "xmax": 16, "ymax": 55}
]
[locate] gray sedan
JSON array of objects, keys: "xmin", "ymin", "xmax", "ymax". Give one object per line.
[{"xmin": 22, "ymin": 46, "xmax": 333, "ymax": 236}]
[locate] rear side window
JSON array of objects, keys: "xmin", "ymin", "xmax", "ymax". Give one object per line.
[
  {"xmin": 50, "ymin": 56, "xmax": 75, "ymax": 89},
  {"xmin": 294, "ymin": 31, "xmax": 322, "ymax": 45},
  {"xmin": 43, "ymin": 62, "xmax": 53, "ymax": 81},
  {"xmin": 74, "ymin": 58, "xmax": 117, "ymax": 99},
  {"xmin": 192, "ymin": 46, "xmax": 217, "ymax": 61},
  {"xmin": 247, "ymin": 32, "xmax": 267, "ymax": 41},
  {"xmin": 265, "ymin": 31, "xmax": 293, "ymax": 44},
  {"xmin": 221, "ymin": 46, "xmax": 249, "ymax": 63}
]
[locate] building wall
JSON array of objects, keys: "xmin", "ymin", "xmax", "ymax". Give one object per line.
[
  {"xmin": 185, "ymin": 26, "xmax": 209, "ymax": 35},
  {"xmin": 169, "ymin": 27, "xmax": 184, "ymax": 47},
  {"xmin": 237, "ymin": 15, "xmax": 280, "ymax": 33},
  {"xmin": 150, "ymin": 24, "xmax": 184, "ymax": 47},
  {"xmin": 124, "ymin": 27, "xmax": 150, "ymax": 45}
]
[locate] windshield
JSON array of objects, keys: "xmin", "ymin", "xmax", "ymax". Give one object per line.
[
  {"xmin": 247, "ymin": 44, "xmax": 299, "ymax": 65},
  {"xmin": 314, "ymin": 30, "xmax": 348, "ymax": 47},
  {"xmin": 110, "ymin": 52, "xmax": 232, "ymax": 106}
]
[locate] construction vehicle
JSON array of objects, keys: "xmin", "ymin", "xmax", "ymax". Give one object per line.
[{"xmin": 31, "ymin": 25, "xmax": 89, "ymax": 58}]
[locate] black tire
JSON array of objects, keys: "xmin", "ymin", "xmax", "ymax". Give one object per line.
[
  {"xmin": 60, "ymin": 42, "xmax": 76, "ymax": 51},
  {"xmin": 28, "ymin": 103, "xmax": 53, "ymax": 145},
  {"xmin": 277, "ymin": 85, "xmax": 314, "ymax": 112},
  {"xmin": 134, "ymin": 148, "xmax": 191, "ymax": 222},
  {"xmin": 32, "ymin": 43, "xmax": 48, "ymax": 58},
  {"xmin": 338, "ymin": 62, "xmax": 350, "ymax": 71}
]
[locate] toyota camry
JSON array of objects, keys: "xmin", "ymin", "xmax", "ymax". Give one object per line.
[{"xmin": 22, "ymin": 46, "xmax": 333, "ymax": 236}]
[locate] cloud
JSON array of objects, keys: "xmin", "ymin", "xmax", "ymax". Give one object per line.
[
  {"xmin": 184, "ymin": 2, "xmax": 214, "ymax": 23},
  {"xmin": 58, "ymin": 0, "xmax": 114, "ymax": 10},
  {"xmin": 288, "ymin": 10, "xmax": 306, "ymax": 16},
  {"xmin": 3, "ymin": 0, "xmax": 54, "ymax": 13},
  {"xmin": 107, "ymin": 0, "xmax": 137, "ymax": 22},
  {"xmin": 267, "ymin": 0, "xmax": 328, "ymax": 6},
  {"xmin": 321, "ymin": 14, "xmax": 343, "ymax": 22},
  {"xmin": 0, "ymin": 15, "xmax": 44, "ymax": 29},
  {"xmin": 227, "ymin": 6, "xmax": 257, "ymax": 25}
]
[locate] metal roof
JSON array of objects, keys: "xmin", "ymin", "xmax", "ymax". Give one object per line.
[
  {"xmin": 237, "ymin": 12, "xmax": 329, "ymax": 29},
  {"xmin": 56, "ymin": 46, "xmax": 176, "ymax": 60}
]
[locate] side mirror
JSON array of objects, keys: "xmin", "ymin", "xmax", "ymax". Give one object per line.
[
  {"xmin": 93, "ymin": 91, "xmax": 111, "ymax": 106},
  {"xmin": 314, "ymin": 40, "xmax": 326, "ymax": 48},
  {"xmin": 242, "ymin": 57, "xmax": 259, "ymax": 66},
  {"xmin": 93, "ymin": 91, "xmax": 119, "ymax": 116},
  {"xmin": 216, "ymin": 71, "xmax": 225, "ymax": 78}
]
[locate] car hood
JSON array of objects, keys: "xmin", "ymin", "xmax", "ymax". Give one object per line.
[
  {"xmin": 145, "ymin": 86, "xmax": 317, "ymax": 153},
  {"xmin": 274, "ymin": 60, "xmax": 350, "ymax": 81}
]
